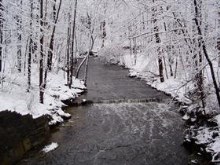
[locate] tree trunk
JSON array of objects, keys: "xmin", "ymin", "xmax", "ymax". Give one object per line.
[
  {"xmin": 53, "ymin": 0, "xmax": 57, "ymax": 21},
  {"xmin": 163, "ymin": 56, "xmax": 168, "ymax": 79},
  {"xmin": 152, "ymin": 0, "xmax": 164, "ymax": 82},
  {"xmin": 133, "ymin": 38, "xmax": 137, "ymax": 65},
  {"xmin": 193, "ymin": 0, "xmax": 220, "ymax": 108},
  {"xmin": 193, "ymin": 0, "xmax": 205, "ymax": 108},
  {"xmin": 66, "ymin": 13, "xmax": 71, "ymax": 87},
  {"xmin": 47, "ymin": 0, "xmax": 62, "ymax": 71},
  {"xmin": 169, "ymin": 57, "xmax": 174, "ymax": 77},
  {"xmin": 69, "ymin": 0, "xmax": 77, "ymax": 88},
  {"xmin": 16, "ymin": 0, "xmax": 22, "ymax": 72},
  {"xmin": 218, "ymin": 10, "xmax": 220, "ymax": 66},
  {"xmin": 101, "ymin": 20, "xmax": 106, "ymax": 48},
  {"xmin": 27, "ymin": 0, "xmax": 33, "ymax": 92},
  {"xmin": 39, "ymin": 0, "xmax": 44, "ymax": 103},
  {"xmin": 90, "ymin": 35, "xmax": 95, "ymax": 51}
]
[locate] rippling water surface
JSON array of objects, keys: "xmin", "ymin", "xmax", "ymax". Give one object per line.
[{"xmin": 19, "ymin": 57, "xmax": 189, "ymax": 165}]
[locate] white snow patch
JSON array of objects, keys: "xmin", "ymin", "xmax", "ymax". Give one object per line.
[
  {"xmin": 182, "ymin": 114, "xmax": 190, "ymax": 121},
  {"xmin": 214, "ymin": 115, "xmax": 220, "ymax": 126},
  {"xmin": 195, "ymin": 128, "xmax": 213, "ymax": 145},
  {"xmin": 42, "ymin": 142, "xmax": 59, "ymax": 153}
]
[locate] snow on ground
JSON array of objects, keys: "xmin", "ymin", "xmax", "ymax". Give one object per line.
[
  {"xmin": 42, "ymin": 142, "xmax": 59, "ymax": 153},
  {"xmin": 0, "ymin": 69, "xmax": 86, "ymax": 125},
  {"xmin": 148, "ymin": 78, "xmax": 192, "ymax": 104}
]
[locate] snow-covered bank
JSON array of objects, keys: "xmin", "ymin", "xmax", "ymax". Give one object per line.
[
  {"xmin": 0, "ymin": 71, "xmax": 86, "ymax": 126},
  {"xmin": 183, "ymin": 114, "xmax": 220, "ymax": 164}
]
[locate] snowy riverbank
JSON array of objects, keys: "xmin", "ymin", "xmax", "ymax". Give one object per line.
[
  {"xmin": 0, "ymin": 66, "xmax": 86, "ymax": 165},
  {"xmin": 0, "ymin": 71, "xmax": 86, "ymax": 126}
]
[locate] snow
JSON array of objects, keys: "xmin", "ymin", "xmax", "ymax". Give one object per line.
[
  {"xmin": 182, "ymin": 114, "xmax": 190, "ymax": 120},
  {"xmin": 186, "ymin": 125, "xmax": 220, "ymax": 163},
  {"xmin": 191, "ymin": 160, "xmax": 198, "ymax": 164},
  {"xmin": 149, "ymin": 78, "xmax": 192, "ymax": 104},
  {"xmin": 207, "ymin": 139, "xmax": 220, "ymax": 153},
  {"xmin": 0, "ymin": 69, "xmax": 86, "ymax": 125},
  {"xmin": 215, "ymin": 115, "xmax": 220, "ymax": 126},
  {"xmin": 42, "ymin": 142, "xmax": 59, "ymax": 153},
  {"xmin": 195, "ymin": 128, "xmax": 214, "ymax": 145}
]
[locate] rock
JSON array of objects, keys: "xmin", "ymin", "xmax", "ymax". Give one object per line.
[{"xmin": 0, "ymin": 111, "xmax": 49, "ymax": 165}]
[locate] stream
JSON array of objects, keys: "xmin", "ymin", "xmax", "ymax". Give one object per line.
[{"xmin": 19, "ymin": 57, "xmax": 189, "ymax": 165}]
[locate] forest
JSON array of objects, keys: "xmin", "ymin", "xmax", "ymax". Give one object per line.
[{"xmin": 0, "ymin": 0, "xmax": 220, "ymax": 164}]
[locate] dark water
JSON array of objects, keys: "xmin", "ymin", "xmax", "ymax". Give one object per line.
[{"xmin": 19, "ymin": 57, "xmax": 189, "ymax": 165}]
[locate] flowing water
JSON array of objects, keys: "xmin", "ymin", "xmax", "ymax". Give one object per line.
[{"xmin": 19, "ymin": 57, "xmax": 189, "ymax": 165}]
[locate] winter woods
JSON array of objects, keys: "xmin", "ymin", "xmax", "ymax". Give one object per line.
[
  {"xmin": 0, "ymin": 0, "xmax": 91, "ymax": 104},
  {"xmin": 98, "ymin": 0, "xmax": 220, "ymax": 112},
  {"xmin": 0, "ymin": 0, "xmax": 220, "ymax": 112}
]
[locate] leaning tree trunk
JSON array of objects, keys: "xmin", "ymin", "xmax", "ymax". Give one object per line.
[
  {"xmin": 47, "ymin": 0, "xmax": 62, "ymax": 71},
  {"xmin": 42, "ymin": 0, "xmax": 62, "ymax": 96},
  {"xmin": 193, "ymin": 0, "xmax": 220, "ymax": 108},
  {"xmin": 53, "ymin": 0, "xmax": 57, "ymax": 21}
]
